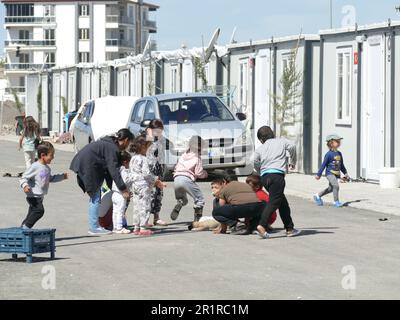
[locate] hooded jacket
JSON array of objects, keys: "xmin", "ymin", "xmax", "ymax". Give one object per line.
[
  {"xmin": 173, "ymin": 151, "xmax": 208, "ymax": 181},
  {"xmin": 70, "ymin": 136, "xmax": 126, "ymax": 196}
]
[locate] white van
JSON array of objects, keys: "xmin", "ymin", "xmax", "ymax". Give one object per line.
[{"xmin": 72, "ymin": 96, "xmax": 139, "ymax": 152}]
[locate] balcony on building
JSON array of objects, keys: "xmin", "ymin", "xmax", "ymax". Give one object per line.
[
  {"xmin": 5, "ymin": 39, "xmax": 56, "ymax": 48},
  {"xmin": 5, "ymin": 63, "xmax": 55, "ymax": 72}
]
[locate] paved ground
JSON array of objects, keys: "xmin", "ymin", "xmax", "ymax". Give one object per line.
[{"xmin": 0, "ymin": 140, "xmax": 399, "ymax": 300}]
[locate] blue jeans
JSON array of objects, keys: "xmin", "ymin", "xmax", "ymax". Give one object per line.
[{"xmin": 88, "ymin": 190, "xmax": 101, "ymax": 231}]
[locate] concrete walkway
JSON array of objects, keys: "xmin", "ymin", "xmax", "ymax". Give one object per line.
[{"xmin": 283, "ymin": 174, "xmax": 400, "ymax": 217}]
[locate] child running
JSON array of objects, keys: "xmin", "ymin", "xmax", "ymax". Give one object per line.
[
  {"xmin": 20, "ymin": 142, "xmax": 68, "ymax": 229},
  {"xmin": 19, "ymin": 116, "xmax": 41, "ymax": 169},
  {"xmin": 171, "ymin": 136, "xmax": 208, "ymax": 222},
  {"xmin": 245, "ymin": 174, "xmax": 277, "ymax": 231},
  {"xmin": 130, "ymin": 136, "xmax": 166, "ymax": 236},
  {"xmin": 111, "ymin": 151, "xmax": 133, "ymax": 234},
  {"xmin": 314, "ymin": 134, "xmax": 349, "ymax": 208}
]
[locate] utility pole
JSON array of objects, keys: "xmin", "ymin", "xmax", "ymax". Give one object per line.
[
  {"xmin": 136, "ymin": 0, "xmax": 143, "ymax": 55},
  {"xmin": 330, "ymin": 0, "xmax": 333, "ymax": 29}
]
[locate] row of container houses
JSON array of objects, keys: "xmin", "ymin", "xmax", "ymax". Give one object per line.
[{"xmin": 25, "ymin": 21, "xmax": 400, "ymax": 180}]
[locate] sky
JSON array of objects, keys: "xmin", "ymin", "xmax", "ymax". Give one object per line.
[{"xmin": 1, "ymin": 0, "xmax": 400, "ymax": 54}]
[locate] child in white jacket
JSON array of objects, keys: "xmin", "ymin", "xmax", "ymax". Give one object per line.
[
  {"xmin": 112, "ymin": 151, "xmax": 133, "ymax": 234},
  {"xmin": 171, "ymin": 136, "xmax": 208, "ymax": 222}
]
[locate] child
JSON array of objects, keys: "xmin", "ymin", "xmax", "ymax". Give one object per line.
[
  {"xmin": 19, "ymin": 142, "xmax": 68, "ymax": 229},
  {"xmin": 254, "ymin": 126, "xmax": 300, "ymax": 239},
  {"xmin": 19, "ymin": 116, "xmax": 41, "ymax": 169},
  {"xmin": 246, "ymin": 174, "xmax": 277, "ymax": 231},
  {"xmin": 314, "ymin": 134, "xmax": 349, "ymax": 208},
  {"xmin": 211, "ymin": 178, "xmax": 225, "ymax": 210},
  {"xmin": 171, "ymin": 136, "xmax": 208, "ymax": 222},
  {"xmin": 130, "ymin": 136, "xmax": 166, "ymax": 236},
  {"xmin": 144, "ymin": 119, "xmax": 168, "ymax": 226},
  {"xmin": 111, "ymin": 151, "xmax": 133, "ymax": 234}
]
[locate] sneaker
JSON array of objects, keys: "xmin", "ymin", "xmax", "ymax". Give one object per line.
[
  {"xmin": 170, "ymin": 201, "xmax": 184, "ymax": 221},
  {"xmin": 256, "ymin": 231, "xmax": 270, "ymax": 239},
  {"xmin": 137, "ymin": 229, "xmax": 153, "ymax": 236},
  {"xmin": 113, "ymin": 228, "xmax": 131, "ymax": 234},
  {"xmin": 335, "ymin": 201, "xmax": 344, "ymax": 208},
  {"xmin": 88, "ymin": 227, "xmax": 112, "ymax": 235},
  {"xmin": 194, "ymin": 207, "xmax": 203, "ymax": 222},
  {"xmin": 21, "ymin": 225, "xmax": 31, "ymax": 230},
  {"xmin": 313, "ymin": 195, "xmax": 323, "ymax": 206},
  {"xmin": 133, "ymin": 228, "xmax": 140, "ymax": 235},
  {"xmin": 286, "ymin": 229, "xmax": 302, "ymax": 237}
]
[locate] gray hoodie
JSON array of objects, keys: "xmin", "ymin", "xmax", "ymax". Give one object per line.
[
  {"xmin": 20, "ymin": 162, "xmax": 65, "ymax": 198},
  {"xmin": 254, "ymin": 138, "xmax": 297, "ymax": 175}
]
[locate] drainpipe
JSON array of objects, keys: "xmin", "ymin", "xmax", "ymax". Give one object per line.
[
  {"xmin": 390, "ymin": 29, "xmax": 396, "ymax": 167},
  {"xmin": 272, "ymin": 38, "xmax": 277, "ymax": 131},
  {"xmin": 318, "ymin": 37, "xmax": 325, "ymax": 170},
  {"xmin": 356, "ymin": 38, "xmax": 363, "ymax": 178},
  {"xmin": 302, "ymin": 40, "xmax": 313, "ymax": 174}
]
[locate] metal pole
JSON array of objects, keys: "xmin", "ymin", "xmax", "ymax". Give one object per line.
[{"xmin": 330, "ymin": 0, "xmax": 333, "ymax": 29}]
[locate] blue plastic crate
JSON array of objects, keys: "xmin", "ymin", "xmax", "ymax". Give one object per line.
[{"xmin": 0, "ymin": 228, "xmax": 56, "ymax": 263}]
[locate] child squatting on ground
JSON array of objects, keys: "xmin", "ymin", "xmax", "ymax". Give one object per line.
[
  {"xmin": 111, "ymin": 151, "xmax": 133, "ymax": 234},
  {"xmin": 19, "ymin": 141, "xmax": 68, "ymax": 229},
  {"xmin": 314, "ymin": 134, "xmax": 349, "ymax": 208},
  {"xmin": 129, "ymin": 136, "xmax": 166, "ymax": 236},
  {"xmin": 171, "ymin": 136, "xmax": 208, "ymax": 222}
]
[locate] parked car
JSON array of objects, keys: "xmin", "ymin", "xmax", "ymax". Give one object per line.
[
  {"xmin": 71, "ymin": 96, "xmax": 139, "ymax": 152},
  {"xmin": 128, "ymin": 93, "xmax": 254, "ymax": 178}
]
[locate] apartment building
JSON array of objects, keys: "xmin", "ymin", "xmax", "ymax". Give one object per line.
[{"xmin": 2, "ymin": 0, "xmax": 159, "ymax": 101}]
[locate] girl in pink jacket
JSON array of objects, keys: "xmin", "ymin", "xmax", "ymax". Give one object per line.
[{"xmin": 171, "ymin": 136, "xmax": 208, "ymax": 222}]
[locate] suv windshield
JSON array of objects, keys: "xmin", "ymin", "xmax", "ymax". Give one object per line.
[{"xmin": 158, "ymin": 96, "xmax": 235, "ymax": 124}]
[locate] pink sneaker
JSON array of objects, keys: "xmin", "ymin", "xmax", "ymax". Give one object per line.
[{"xmin": 133, "ymin": 229, "xmax": 141, "ymax": 235}]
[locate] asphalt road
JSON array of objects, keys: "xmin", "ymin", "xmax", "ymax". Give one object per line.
[{"xmin": 0, "ymin": 140, "xmax": 399, "ymax": 300}]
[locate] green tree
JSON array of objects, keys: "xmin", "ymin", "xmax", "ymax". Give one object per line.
[
  {"xmin": 12, "ymin": 90, "xmax": 24, "ymax": 114},
  {"xmin": 194, "ymin": 57, "xmax": 208, "ymax": 91},
  {"xmin": 271, "ymin": 38, "xmax": 303, "ymax": 137}
]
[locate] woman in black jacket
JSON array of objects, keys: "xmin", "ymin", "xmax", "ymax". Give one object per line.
[{"xmin": 70, "ymin": 129, "xmax": 134, "ymax": 235}]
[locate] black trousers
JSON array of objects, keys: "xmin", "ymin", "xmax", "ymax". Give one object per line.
[
  {"xmin": 212, "ymin": 202, "xmax": 265, "ymax": 228},
  {"xmin": 22, "ymin": 197, "xmax": 45, "ymax": 228},
  {"xmin": 259, "ymin": 173, "xmax": 294, "ymax": 231}
]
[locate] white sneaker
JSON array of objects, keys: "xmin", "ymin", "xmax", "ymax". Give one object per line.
[
  {"xmin": 88, "ymin": 227, "xmax": 113, "ymax": 235},
  {"xmin": 113, "ymin": 228, "xmax": 131, "ymax": 234},
  {"xmin": 286, "ymin": 229, "xmax": 302, "ymax": 238}
]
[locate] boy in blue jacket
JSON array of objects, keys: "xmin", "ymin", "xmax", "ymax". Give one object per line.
[{"xmin": 314, "ymin": 134, "xmax": 349, "ymax": 208}]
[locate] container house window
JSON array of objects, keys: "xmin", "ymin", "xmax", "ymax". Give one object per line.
[
  {"xmin": 239, "ymin": 59, "xmax": 248, "ymax": 109},
  {"xmin": 171, "ymin": 66, "xmax": 178, "ymax": 93},
  {"xmin": 336, "ymin": 47, "xmax": 352, "ymax": 125}
]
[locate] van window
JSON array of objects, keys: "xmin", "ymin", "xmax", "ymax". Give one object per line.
[
  {"xmin": 131, "ymin": 100, "xmax": 147, "ymax": 123},
  {"xmin": 143, "ymin": 101, "xmax": 156, "ymax": 121}
]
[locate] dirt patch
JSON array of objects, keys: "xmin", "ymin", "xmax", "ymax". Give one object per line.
[{"xmin": 1, "ymin": 100, "xmax": 22, "ymax": 135}]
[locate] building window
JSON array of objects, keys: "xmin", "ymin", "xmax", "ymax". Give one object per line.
[
  {"xmin": 46, "ymin": 52, "xmax": 56, "ymax": 64},
  {"xmin": 44, "ymin": 29, "xmax": 55, "ymax": 40},
  {"xmin": 79, "ymin": 52, "xmax": 90, "ymax": 63},
  {"xmin": 79, "ymin": 4, "xmax": 90, "ymax": 17},
  {"xmin": 79, "ymin": 29, "xmax": 90, "ymax": 40},
  {"xmin": 19, "ymin": 53, "xmax": 29, "ymax": 63},
  {"xmin": 239, "ymin": 59, "xmax": 248, "ymax": 108},
  {"xmin": 44, "ymin": 5, "xmax": 55, "ymax": 17},
  {"xmin": 19, "ymin": 30, "xmax": 30, "ymax": 40},
  {"xmin": 5, "ymin": 4, "xmax": 34, "ymax": 17},
  {"xmin": 336, "ymin": 47, "xmax": 352, "ymax": 125}
]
